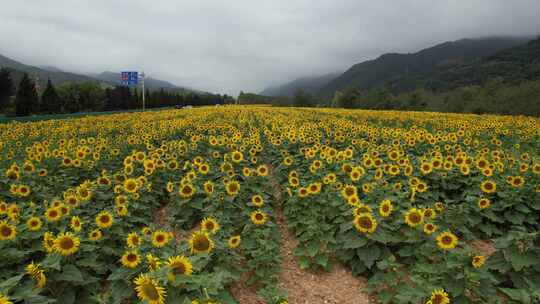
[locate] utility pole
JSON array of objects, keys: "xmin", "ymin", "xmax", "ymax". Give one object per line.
[{"xmin": 140, "ymin": 71, "xmax": 145, "ymax": 111}]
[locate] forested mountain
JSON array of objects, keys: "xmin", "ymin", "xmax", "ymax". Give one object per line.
[
  {"xmin": 319, "ymin": 37, "xmax": 532, "ymax": 96},
  {"xmin": 430, "ymin": 37, "xmax": 540, "ymax": 89}
]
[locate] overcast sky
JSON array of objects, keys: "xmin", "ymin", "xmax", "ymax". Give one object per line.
[{"xmin": 1, "ymin": 1, "xmax": 540, "ymax": 95}]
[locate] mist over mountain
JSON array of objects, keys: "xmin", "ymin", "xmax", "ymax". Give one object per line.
[
  {"xmin": 0, "ymin": 53, "xmax": 200, "ymax": 93},
  {"xmin": 90, "ymin": 71, "xmax": 198, "ymax": 92},
  {"xmin": 0, "ymin": 53, "xmax": 103, "ymax": 88},
  {"xmin": 260, "ymin": 73, "xmax": 340, "ymax": 97}
]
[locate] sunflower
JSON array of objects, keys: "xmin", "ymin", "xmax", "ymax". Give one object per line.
[
  {"xmin": 434, "ymin": 202, "xmax": 445, "ymax": 212},
  {"xmin": 415, "ymin": 181, "xmax": 428, "ymax": 193},
  {"xmin": 179, "ymin": 183, "xmax": 196, "ymax": 199},
  {"xmin": 45, "ymin": 207, "xmax": 62, "ymax": 222},
  {"xmin": 289, "ymin": 177, "xmax": 300, "ymax": 188},
  {"xmin": 378, "ymin": 199, "xmax": 393, "ymax": 217},
  {"xmin": 26, "ymin": 217, "xmax": 43, "ymax": 231},
  {"xmin": 133, "ymin": 274, "xmax": 167, "ymax": 304},
  {"xmin": 70, "ymin": 216, "xmax": 82, "ymax": 232},
  {"xmin": 59, "ymin": 204, "xmax": 70, "ymax": 216},
  {"xmin": 256, "ymin": 165, "xmax": 269, "ymax": 176},
  {"xmin": 26, "ymin": 262, "xmax": 46, "ymax": 288},
  {"xmin": 0, "ymin": 293, "xmax": 12, "ymax": 304},
  {"xmin": 203, "ymin": 181, "xmax": 214, "ymax": 195},
  {"xmin": 166, "ymin": 255, "xmax": 193, "ymax": 281},
  {"xmin": 225, "ymin": 181, "xmax": 240, "ymax": 196},
  {"xmin": 251, "ymin": 195, "xmax": 264, "ymax": 207},
  {"xmin": 353, "ymin": 213, "xmax": 377, "ymax": 234},
  {"xmin": 9, "ymin": 184, "xmax": 18, "ymax": 195},
  {"xmin": 242, "ymin": 167, "xmax": 252, "ymax": 177},
  {"xmin": 95, "ymin": 211, "xmax": 114, "ymax": 229},
  {"xmin": 250, "ymin": 210, "xmax": 268, "ymax": 225},
  {"xmin": 7, "ymin": 204, "xmax": 19, "ymax": 220},
  {"xmin": 480, "ymin": 180, "xmax": 497, "ymax": 194},
  {"xmin": 42, "ymin": 232, "xmax": 55, "ymax": 252},
  {"xmin": 0, "ymin": 221, "xmax": 16, "ymax": 241},
  {"xmin": 511, "ymin": 176, "xmax": 525, "ymax": 188},
  {"xmin": 283, "ymin": 156, "xmax": 293, "ymax": 166},
  {"xmin": 116, "ymin": 204, "xmax": 129, "ymax": 216},
  {"xmin": 0, "ymin": 202, "xmax": 7, "ymax": 215},
  {"xmin": 201, "ymin": 217, "xmax": 220, "ymax": 234},
  {"xmin": 189, "ymin": 231, "xmax": 214, "ymax": 254},
  {"xmin": 17, "ymin": 184, "xmax": 31, "ymax": 197},
  {"xmin": 123, "ymin": 178, "xmax": 139, "ymax": 193},
  {"xmin": 146, "ymin": 254, "xmax": 161, "ymax": 271},
  {"xmin": 472, "ymin": 255, "xmax": 486, "ymax": 268},
  {"xmin": 352, "ymin": 204, "xmax": 372, "ymax": 216},
  {"xmin": 478, "ymin": 198, "xmax": 491, "ymax": 209},
  {"xmin": 231, "ymin": 151, "xmax": 244, "ymax": 163},
  {"xmin": 341, "ymin": 185, "xmax": 357, "ymax": 199},
  {"xmin": 65, "ymin": 195, "xmax": 79, "ymax": 208},
  {"xmin": 142, "ymin": 227, "xmax": 152, "ymax": 236},
  {"xmin": 436, "ymin": 231, "xmax": 458, "ymax": 250},
  {"xmin": 423, "ymin": 223, "xmax": 437, "ymax": 235},
  {"xmin": 350, "ymin": 167, "xmax": 364, "ymax": 181},
  {"xmin": 307, "ymin": 182, "xmax": 321, "ymax": 194},
  {"xmin": 404, "ymin": 208, "xmax": 424, "ymax": 227},
  {"xmin": 347, "ymin": 195, "xmax": 360, "ymax": 206},
  {"xmin": 97, "ymin": 176, "xmax": 111, "ymax": 186},
  {"xmin": 121, "ymin": 251, "xmax": 141, "ymax": 268},
  {"xmin": 423, "ymin": 208, "xmax": 436, "ymax": 220},
  {"xmin": 298, "ymin": 187, "xmax": 309, "ymax": 198},
  {"xmin": 429, "ymin": 288, "xmax": 450, "ymax": 304},
  {"xmin": 77, "ymin": 187, "xmax": 92, "ymax": 201},
  {"xmin": 420, "ymin": 162, "xmax": 433, "ymax": 175},
  {"xmin": 5, "ymin": 168, "xmax": 19, "ymax": 180},
  {"xmin": 533, "ymin": 164, "xmax": 540, "ymax": 174},
  {"xmin": 127, "ymin": 232, "xmax": 142, "ymax": 248},
  {"xmin": 88, "ymin": 229, "xmax": 102, "ymax": 241},
  {"xmin": 115, "ymin": 195, "xmax": 128, "ymax": 205},
  {"xmin": 228, "ymin": 235, "xmax": 241, "ymax": 249},
  {"xmin": 152, "ymin": 230, "xmax": 171, "ymax": 248},
  {"xmin": 54, "ymin": 232, "xmax": 80, "ymax": 256}
]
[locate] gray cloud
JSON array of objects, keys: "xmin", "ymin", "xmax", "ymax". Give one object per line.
[{"xmin": 1, "ymin": 0, "xmax": 539, "ymax": 95}]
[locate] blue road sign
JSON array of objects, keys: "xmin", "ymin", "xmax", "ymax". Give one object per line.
[{"xmin": 121, "ymin": 71, "xmax": 138, "ymax": 86}]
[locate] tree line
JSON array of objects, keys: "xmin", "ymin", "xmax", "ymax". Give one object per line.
[
  {"xmin": 240, "ymin": 79, "xmax": 540, "ymax": 117},
  {"xmin": 0, "ymin": 68, "xmax": 234, "ymax": 117}
]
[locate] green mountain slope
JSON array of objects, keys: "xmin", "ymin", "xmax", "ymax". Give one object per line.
[
  {"xmin": 431, "ymin": 37, "xmax": 540, "ymax": 89},
  {"xmin": 0, "ymin": 54, "xmax": 103, "ymax": 88},
  {"xmin": 319, "ymin": 37, "xmax": 532, "ymax": 96}
]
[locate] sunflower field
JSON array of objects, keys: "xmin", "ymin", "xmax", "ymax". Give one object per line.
[{"xmin": 0, "ymin": 105, "xmax": 539, "ymax": 304}]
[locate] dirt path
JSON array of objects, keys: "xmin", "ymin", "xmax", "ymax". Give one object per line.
[
  {"xmin": 270, "ymin": 166, "xmax": 372, "ymax": 304},
  {"xmin": 274, "ymin": 208, "xmax": 372, "ymax": 304}
]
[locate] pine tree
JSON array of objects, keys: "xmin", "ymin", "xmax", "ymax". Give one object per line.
[
  {"xmin": 15, "ymin": 73, "xmax": 39, "ymax": 116},
  {"xmin": 0, "ymin": 68, "xmax": 15, "ymax": 111},
  {"xmin": 40, "ymin": 79, "xmax": 62, "ymax": 113}
]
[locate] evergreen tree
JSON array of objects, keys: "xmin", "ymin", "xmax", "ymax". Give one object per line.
[
  {"xmin": 40, "ymin": 79, "xmax": 62, "ymax": 113},
  {"xmin": 15, "ymin": 73, "xmax": 39, "ymax": 116},
  {"xmin": 293, "ymin": 89, "xmax": 313, "ymax": 107},
  {"xmin": 0, "ymin": 68, "xmax": 15, "ymax": 111},
  {"xmin": 104, "ymin": 87, "xmax": 122, "ymax": 111}
]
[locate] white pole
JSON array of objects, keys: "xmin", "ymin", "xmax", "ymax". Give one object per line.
[{"xmin": 141, "ymin": 71, "xmax": 146, "ymax": 111}]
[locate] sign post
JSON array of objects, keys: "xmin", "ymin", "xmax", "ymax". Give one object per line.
[
  {"xmin": 140, "ymin": 71, "xmax": 145, "ymax": 111},
  {"xmin": 121, "ymin": 71, "xmax": 146, "ymax": 111}
]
